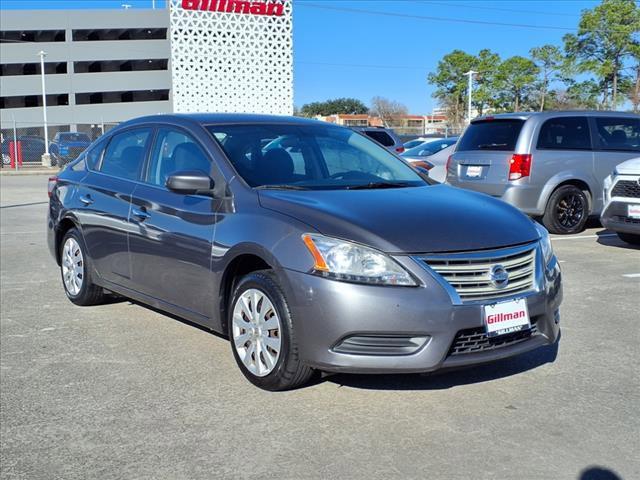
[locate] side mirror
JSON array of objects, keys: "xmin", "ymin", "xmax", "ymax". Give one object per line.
[{"xmin": 166, "ymin": 170, "xmax": 214, "ymax": 195}]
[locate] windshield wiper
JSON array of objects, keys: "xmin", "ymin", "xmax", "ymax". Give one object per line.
[
  {"xmin": 255, "ymin": 184, "xmax": 310, "ymax": 190},
  {"xmin": 346, "ymin": 181, "xmax": 413, "ymax": 190},
  {"xmin": 477, "ymin": 143, "xmax": 508, "ymax": 149}
]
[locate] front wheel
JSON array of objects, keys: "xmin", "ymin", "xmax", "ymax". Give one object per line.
[
  {"xmin": 60, "ymin": 228, "xmax": 105, "ymax": 306},
  {"xmin": 229, "ymin": 271, "xmax": 316, "ymax": 391},
  {"xmin": 542, "ymin": 185, "xmax": 589, "ymax": 234},
  {"xmin": 617, "ymin": 232, "xmax": 640, "ymax": 246}
]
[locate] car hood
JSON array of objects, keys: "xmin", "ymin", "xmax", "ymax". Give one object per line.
[
  {"xmin": 258, "ymin": 185, "xmax": 540, "ymax": 253},
  {"xmin": 615, "ymin": 157, "xmax": 640, "ymax": 175}
]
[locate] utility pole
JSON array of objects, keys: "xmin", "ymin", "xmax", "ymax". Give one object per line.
[
  {"xmin": 464, "ymin": 70, "xmax": 477, "ymax": 124},
  {"xmin": 38, "ymin": 50, "xmax": 51, "ymax": 166}
]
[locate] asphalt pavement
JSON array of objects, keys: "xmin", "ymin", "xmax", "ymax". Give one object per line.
[{"xmin": 1, "ymin": 175, "xmax": 638, "ymax": 480}]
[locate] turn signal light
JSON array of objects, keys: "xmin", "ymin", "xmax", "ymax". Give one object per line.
[
  {"xmin": 412, "ymin": 160, "xmax": 433, "ymax": 170},
  {"xmin": 395, "ymin": 146, "xmax": 405, "ymax": 154},
  {"xmin": 508, "ymin": 154, "xmax": 532, "ymax": 181}
]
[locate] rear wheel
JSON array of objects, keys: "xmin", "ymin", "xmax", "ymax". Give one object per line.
[
  {"xmin": 617, "ymin": 232, "xmax": 640, "ymax": 246},
  {"xmin": 542, "ymin": 185, "xmax": 589, "ymax": 234},
  {"xmin": 60, "ymin": 228, "xmax": 105, "ymax": 306},
  {"xmin": 229, "ymin": 271, "xmax": 315, "ymax": 391}
]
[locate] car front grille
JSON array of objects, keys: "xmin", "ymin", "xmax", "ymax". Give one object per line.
[
  {"xmin": 448, "ymin": 319, "xmax": 539, "ymax": 356},
  {"xmin": 419, "ymin": 245, "xmax": 537, "ymax": 303},
  {"xmin": 611, "ymin": 179, "xmax": 640, "ymax": 199}
]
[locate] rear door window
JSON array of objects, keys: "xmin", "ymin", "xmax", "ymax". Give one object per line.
[
  {"xmin": 85, "ymin": 138, "xmax": 108, "ymax": 170},
  {"xmin": 537, "ymin": 117, "xmax": 591, "ymax": 150},
  {"xmin": 363, "ymin": 130, "xmax": 395, "ymax": 147},
  {"xmin": 100, "ymin": 128, "xmax": 152, "ymax": 181},
  {"xmin": 457, "ymin": 119, "xmax": 524, "ymax": 151},
  {"xmin": 594, "ymin": 117, "xmax": 640, "ymax": 152}
]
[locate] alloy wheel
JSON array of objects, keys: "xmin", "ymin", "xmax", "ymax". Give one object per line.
[
  {"xmin": 232, "ymin": 288, "xmax": 282, "ymax": 377},
  {"xmin": 556, "ymin": 193, "xmax": 585, "ymax": 228},
  {"xmin": 61, "ymin": 237, "xmax": 84, "ymax": 295}
]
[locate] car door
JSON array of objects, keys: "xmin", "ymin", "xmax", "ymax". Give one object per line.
[
  {"xmin": 128, "ymin": 126, "xmax": 217, "ymax": 318},
  {"xmin": 590, "ymin": 116, "xmax": 640, "ymax": 212},
  {"xmin": 76, "ymin": 127, "xmax": 152, "ymax": 289}
]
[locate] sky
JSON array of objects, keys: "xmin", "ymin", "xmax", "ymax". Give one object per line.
[{"xmin": 0, "ymin": 0, "xmax": 607, "ymax": 114}]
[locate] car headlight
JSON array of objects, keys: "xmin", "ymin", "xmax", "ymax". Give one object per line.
[
  {"xmin": 535, "ymin": 223, "xmax": 554, "ymax": 265},
  {"xmin": 302, "ymin": 233, "xmax": 417, "ymax": 286}
]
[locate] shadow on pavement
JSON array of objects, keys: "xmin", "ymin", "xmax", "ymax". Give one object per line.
[
  {"xmin": 596, "ymin": 229, "xmax": 640, "ymax": 251},
  {"xmin": 324, "ymin": 336, "xmax": 560, "ymax": 391},
  {"xmin": 578, "ymin": 466, "xmax": 623, "ymax": 480}
]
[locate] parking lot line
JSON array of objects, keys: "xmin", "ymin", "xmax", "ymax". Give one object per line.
[
  {"xmin": 622, "ymin": 273, "xmax": 640, "ymax": 278},
  {"xmin": 550, "ymin": 233, "xmax": 617, "ymax": 241}
]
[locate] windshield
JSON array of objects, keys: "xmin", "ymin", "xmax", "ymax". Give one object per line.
[
  {"xmin": 60, "ymin": 133, "xmax": 91, "ymax": 142},
  {"xmin": 207, "ymin": 124, "xmax": 426, "ymax": 190},
  {"xmin": 403, "ymin": 138, "xmax": 457, "ymax": 157},
  {"xmin": 457, "ymin": 119, "xmax": 524, "ymax": 151}
]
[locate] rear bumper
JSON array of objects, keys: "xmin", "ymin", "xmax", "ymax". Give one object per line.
[
  {"xmin": 449, "ymin": 178, "xmax": 544, "ymax": 216},
  {"xmin": 280, "ymin": 255, "xmax": 562, "ymax": 374}
]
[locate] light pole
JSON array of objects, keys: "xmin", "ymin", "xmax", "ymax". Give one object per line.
[
  {"xmin": 464, "ymin": 70, "xmax": 477, "ymax": 124},
  {"xmin": 38, "ymin": 50, "xmax": 51, "ymax": 166}
]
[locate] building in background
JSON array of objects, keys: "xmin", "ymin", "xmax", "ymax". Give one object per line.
[
  {"xmin": 0, "ymin": 0, "xmax": 294, "ymax": 152},
  {"xmin": 317, "ymin": 113, "xmax": 452, "ymax": 136}
]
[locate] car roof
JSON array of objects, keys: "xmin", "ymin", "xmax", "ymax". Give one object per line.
[
  {"xmin": 119, "ymin": 113, "xmax": 330, "ymax": 128},
  {"xmin": 472, "ymin": 110, "xmax": 640, "ymax": 122}
]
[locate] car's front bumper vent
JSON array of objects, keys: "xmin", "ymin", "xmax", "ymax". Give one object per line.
[
  {"xmin": 419, "ymin": 245, "xmax": 537, "ymax": 303},
  {"xmin": 448, "ymin": 319, "xmax": 539, "ymax": 357},
  {"xmin": 332, "ymin": 335, "xmax": 429, "ymax": 356}
]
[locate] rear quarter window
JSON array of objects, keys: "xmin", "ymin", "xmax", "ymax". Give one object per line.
[
  {"xmin": 537, "ymin": 117, "xmax": 591, "ymax": 150},
  {"xmin": 594, "ymin": 117, "xmax": 640, "ymax": 152},
  {"xmin": 363, "ymin": 130, "xmax": 395, "ymax": 147},
  {"xmin": 457, "ymin": 119, "xmax": 524, "ymax": 151}
]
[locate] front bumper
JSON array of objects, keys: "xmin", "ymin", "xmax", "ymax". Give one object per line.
[{"xmin": 281, "ymin": 252, "xmax": 562, "ymax": 374}]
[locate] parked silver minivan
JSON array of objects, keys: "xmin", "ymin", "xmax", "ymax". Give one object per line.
[{"xmin": 447, "ymin": 111, "xmax": 640, "ymax": 234}]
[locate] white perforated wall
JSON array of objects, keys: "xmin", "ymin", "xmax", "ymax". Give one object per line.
[{"xmin": 169, "ymin": 0, "xmax": 293, "ymax": 115}]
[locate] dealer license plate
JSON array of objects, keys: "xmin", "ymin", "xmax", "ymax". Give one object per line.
[
  {"xmin": 483, "ymin": 298, "xmax": 530, "ymax": 338},
  {"xmin": 466, "ymin": 165, "xmax": 483, "ymax": 178},
  {"xmin": 628, "ymin": 204, "xmax": 640, "ymax": 219}
]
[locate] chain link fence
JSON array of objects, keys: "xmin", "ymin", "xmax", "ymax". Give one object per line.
[{"xmin": 0, "ymin": 121, "xmax": 120, "ymax": 169}]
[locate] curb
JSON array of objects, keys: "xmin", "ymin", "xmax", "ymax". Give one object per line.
[{"xmin": 0, "ymin": 168, "xmax": 60, "ymax": 176}]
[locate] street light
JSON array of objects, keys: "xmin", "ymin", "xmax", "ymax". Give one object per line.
[
  {"xmin": 38, "ymin": 50, "xmax": 51, "ymax": 166},
  {"xmin": 464, "ymin": 70, "xmax": 477, "ymax": 124}
]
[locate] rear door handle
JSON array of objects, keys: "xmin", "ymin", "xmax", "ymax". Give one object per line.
[
  {"xmin": 132, "ymin": 207, "xmax": 150, "ymax": 221},
  {"xmin": 79, "ymin": 194, "xmax": 93, "ymax": 206}
]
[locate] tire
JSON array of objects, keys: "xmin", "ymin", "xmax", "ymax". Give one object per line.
[
  {"xmin": 617, "ymin": 232, "xmax": 640, "ymax": 245},
  {"xmin": 542, "ymin": 185, "xmax": 589, "ymax": 234},
  {"xmin": 228, "ymin": 270, "xmax": 316, "ymax": 391},
  {"xmin": 60, "ymin": 228, "xmax": 105, "ymax": 306}
]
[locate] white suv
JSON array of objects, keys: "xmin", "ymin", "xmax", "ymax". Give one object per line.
[{"xmin": 601, "ymin": 157, "xmax": 640, "ymax": 245}]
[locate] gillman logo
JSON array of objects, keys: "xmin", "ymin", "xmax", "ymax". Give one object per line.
[{"xmin": 181, "ymin": 0, "xmax": 285, "ymax": 16}]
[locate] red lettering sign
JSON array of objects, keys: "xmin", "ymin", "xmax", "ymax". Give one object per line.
[
  {"xmin": 181, "ymin": 0, "xmax": 284, "ymax": 16},
  {"xmin": 487, "ymin": 310, "xmax": 525, "ymax": 324}
]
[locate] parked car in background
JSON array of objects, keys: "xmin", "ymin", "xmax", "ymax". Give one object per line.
[
  {"xmin": 48, "ymin": 113, "xmax": 561, "ymax": 390},
  {"xmin": 403, "ymin": 136, "xmax": 444, "ymax": 150},
  {"xmin": 402, "ymin": 137, "xmax": 458, "ymax": 183},
  {"xmin": 1, "ymin": 135, "xmax": 46, "ymax": 165},
  {"xmin": 447, "ymin": 111, "xmax": 640, "ymax": 234},
  {"xmin": 49, "ymin": 132, "xmax": 92, "ymax": 167},
  {"xmin": 350, "ymin": 126, "xmax": 405, "ymax": 154},
  {"xmin": 601, "ymin": 157, "xmax": 640, "ymax": 245}
]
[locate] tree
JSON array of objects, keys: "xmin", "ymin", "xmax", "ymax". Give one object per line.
[
  {"xmin": 300, "ymin": 98, "xmax": 369, "ymax": 117},
  {"xmin": 427, "ymin": 50, "xmax": 477, "ymax": 126},
  {"xmin": 563, "ymin": 0, "xmax": 640, "ymax": 108},
  {"xmin": 473, "ymin": 49, "xmax": 501, "ymax": 115},
  {"xmin": 530, "ymin": 45, "xmax": 564, "ymax": 111},
  {"xmin": 370, "ymin": 96, "xmax": 408, "ymax": 127},
  {"xmin": 494, "ymin": 56, "xmax": 540, "ymax": 111}
]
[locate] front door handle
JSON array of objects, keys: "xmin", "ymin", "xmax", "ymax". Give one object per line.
[
  {"xmin": 132, "ymin": 207, "xmax": 150, "ymax": 221},
  {"xmin": 79, "ymin": 194, "xmax": 93, "ymax": 206}
]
